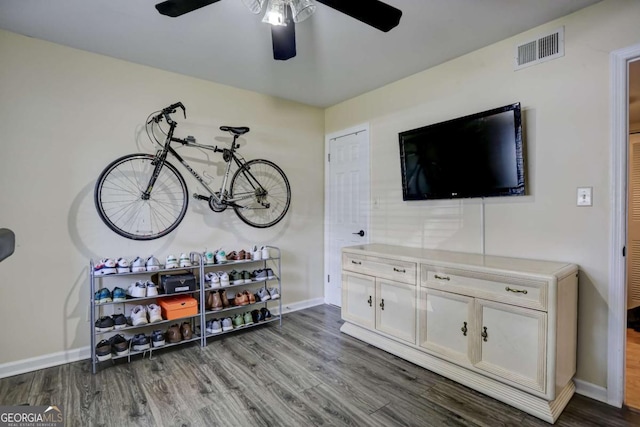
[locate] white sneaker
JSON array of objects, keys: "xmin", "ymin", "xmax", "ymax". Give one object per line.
[
  {"xmin": 146, "ymin": 280, "xmax": 159, "ymax": 297},
  {"xmin": 128, "ymin": 281, "xmax": 147, "ymax": 298},
  {"xmin": 165, "ymin": 254, "xmax": 179, "ymax": 269},
  {"xmin": 146, "ymin": 255, "xmax": 161, "ymax": 271},
  {"xmin": 116, "ymin": 257, "xmax": 130, "ymax": 273},
  {"xmin": 131, "ymin": 305, "xmax": 149, "ymax": 326},
  {"xmin": 179, "ymin": 253, "xmax": 192, "ymax": 268},
  {"xmin": 252, "ymin": 245, "xmax": 261, "ymax": 261},
  {"xmin": 261, "ymin": 246, "xmax": 270, "ymax": 259},
  {"xmin": 218, "ymin": 271, "xmax": 230, "ymax": 287},
  {"xmin": 267, "ymin": 287, "xmax": 280, "ymax": 300},
  {"xmin": 205, "ymin": 272, "xmax": 220, "ymax": 289},
  {"xmin": 131, "ymin": 257, "xmax": 146, "ymax": 273},
  {"xmin": 204, "ymin": 250, "xmax": 215, "ymax": 265},
  {"xmin": 215, "ymin": 249, "xmax": 227, "ymax": 263},
  {"xmin": 147, "ymin": 304, "xmax": 163, "ymax": 323},
  {"xmin": 94, "ymin": 258, "xmax": 117, "ymax": 276}
]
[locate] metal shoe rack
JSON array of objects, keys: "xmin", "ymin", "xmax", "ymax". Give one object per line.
[{"xmin": 89, "ymin": 246, "xmax": 282, "ymax": 374}]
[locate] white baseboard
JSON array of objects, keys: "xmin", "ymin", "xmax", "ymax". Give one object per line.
[
  {"xmin": 574, "ymin": 378, "xmax": 609, "ymax": 404},
  {"xmin": 271, "ymin": 297, "xmax": 325, "ymax": 315},
  {"xmin": 0, "ymin": 346, "xmax": 91, "ymax": 379}
]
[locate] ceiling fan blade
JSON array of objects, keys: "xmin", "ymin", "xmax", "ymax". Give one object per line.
[
  {"xmin": 155, "ymin": 0, "xmax": 221, "ymax": 17},
  {"xmin": 271, "ymin": 16, "xmax": 296, "ymax": 61},
  {"xmin": 315, "ymin": 0, "xmax": 402, "ymax": 32}
]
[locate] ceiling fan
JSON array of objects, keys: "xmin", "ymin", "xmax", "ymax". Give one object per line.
[{"xmin": 154, "ymin": 0, "xmax": 402, "ymax": 61}]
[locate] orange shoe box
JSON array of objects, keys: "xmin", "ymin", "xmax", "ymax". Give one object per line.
[{"xmin": 158, "ymin": 295, "xmax": 198, "ymax": 320}]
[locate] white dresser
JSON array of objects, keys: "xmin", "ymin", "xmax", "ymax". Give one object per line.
[{"xmin": 341, "ymin": 243, "xmax": 578, "ymax": 424}]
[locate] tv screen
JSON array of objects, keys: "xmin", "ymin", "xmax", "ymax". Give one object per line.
[{"xmin": 399, "ymin": 102, "xmax": 525, "ymax": 201}]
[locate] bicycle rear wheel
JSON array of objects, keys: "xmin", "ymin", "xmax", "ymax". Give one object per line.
[
  {"xmin": 94, "ymin": 153, "xmax": 188, "ymax": 240},
  {"xmin": 229, "ymin": 159, "xmax": 291, "ymax": 228}
]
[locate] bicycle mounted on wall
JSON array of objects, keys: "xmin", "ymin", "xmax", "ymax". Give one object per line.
[{"xmin": 94, "ymin": 102, "xmax": 291, "ymax": 240}]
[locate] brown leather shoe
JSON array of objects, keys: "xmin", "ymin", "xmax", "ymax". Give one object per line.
[
  {"xmin": 245, "ymin": 290, "xmax": 256, "ymax": 304},
  {"xmin": 227, "ymin": 251, "xmax": 238, "ymax": 260},
  {"xmin": 238, "ymin": 250, "xmax": 247, "ymax": 260},
  {"xmin": 211, "ymin": 291, "xmax": 223, "ymax": 311},
  {"xmin": 205, "ymin": 291, "xmax": 213, "ymax": 310},
  {"xmin": 181, "ymin": 322, "xmax": 193, "ymax": 340},
  {"xmin": 219, "ymin": 289, "xmax": 229, "ymax": 308},
  {"xmin": 166, "ymin": 325, "xmax": 181, "ymax": 343},
  {"xmin": 235, "ymin": 291, "xmax": 249, "ymax": 306}
]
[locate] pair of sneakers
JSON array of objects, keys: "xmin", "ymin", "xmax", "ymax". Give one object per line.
[
  {"xmin": 251, "ymin": 245, "xmax": 270, "ymax": 260},
  {"xmin": 128, "ymin": 281, "xmax": 159, "ymax": 298},
  {"xmin": 253, "ymin": 268, "xmax": 276, "ymax": 281},
  {"xmin": 206, "ymin": 318, "xmax": 223, "ymax": 334},
  {"xmin": 205, "ymin": 271, "xmax": 230, "ymax": 288},
  {"xmin": 128, "ymin": 255, "xmax": 161, "ymax": 272},
  {"xmin": 131, "ymin": 304, "xmax": 163, "ymax": 326},
  {"xmin": 94, "ymin": 287, "xmax": 127, "ymax": 304},
  {"xmin": 255, "ymin": 287, "xmax": 280, "ymax": 302},
  {"xmin": 165, "ymin": 253, "xmax": 193, "ymax": 269}
]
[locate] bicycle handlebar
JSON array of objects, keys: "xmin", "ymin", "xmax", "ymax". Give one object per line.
[{"xmin": 163, "ymin": 102, "xmax": 186, "ymax": 118}]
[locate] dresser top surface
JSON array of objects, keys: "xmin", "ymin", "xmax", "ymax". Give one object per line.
[{"xmin": 343, "ymin": 243, "xmax": 577, "ymax": 277}]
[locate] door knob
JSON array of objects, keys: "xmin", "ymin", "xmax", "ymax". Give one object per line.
[{"xmin": 352, "ymin": 230, "xmax": 365, "ymax": 237}]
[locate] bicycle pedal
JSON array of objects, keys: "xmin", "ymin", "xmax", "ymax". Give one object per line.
[{"xmin": 193, "ymin": 193, "xmax": 209, "ymax": 201}]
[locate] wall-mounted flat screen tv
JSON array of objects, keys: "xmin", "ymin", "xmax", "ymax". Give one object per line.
[{"xmin": 399, "ymin": 102, "xmax": 525, "ymax": 201}]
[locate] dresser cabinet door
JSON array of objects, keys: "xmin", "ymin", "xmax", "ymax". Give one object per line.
[
  {"xmin": 473, "ymin": 299, "xmax": 547, "ymax": 393},
  {"xmin": 419, "ymin": 288, "xmax": 474, "ymax": 367},
  {"xmin": 342, "ymin": 272, "xmax": 375, "ymax": 329},
  {"xmin": 375, "ymin": 278, "xmax": 416, "ymax": 344}
]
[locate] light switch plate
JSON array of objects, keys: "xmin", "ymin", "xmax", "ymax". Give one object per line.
[{"xmin": 577, "ymin": 187, "xmax": 592, "ymax": 206}]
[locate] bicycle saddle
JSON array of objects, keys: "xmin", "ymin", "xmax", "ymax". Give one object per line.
[{"xmin": 220, "ymin": 126, "xmax": 250, "ymax": 136}]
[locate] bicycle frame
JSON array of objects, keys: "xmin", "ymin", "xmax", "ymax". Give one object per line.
[{"xmin": 144, "ymin": 116, "xmax": 259, "ymax": 208}]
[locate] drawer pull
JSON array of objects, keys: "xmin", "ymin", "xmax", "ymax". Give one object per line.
[
  {"xmin": 481, "ymin": 326, "xmax": 488, "ymax": 342},
  {"xmin": 505, "ymin": 286, "xmax": 528, "ymax": 295},
  {"xmin": 393, "ymin": 267, "xmax": 406, "ymax": 273},
  {"xmin": 351, "ymin": 260, "xmax": 362, "ymax": 265},
  {"xmin": 367, "ymin": 295, "xmax": 372, "ymax": 307},
  {"xmin": 380, "ymin": 299, "xmax": 385, "ymax": 310},
  {"xmin": 434, "ymin": 274, "xmax": 450, "ymax": 281},
  {"xmin": 461, "ymin": 321, "xmax": 468, "ymax": 336}
]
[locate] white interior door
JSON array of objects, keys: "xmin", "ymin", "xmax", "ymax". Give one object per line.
[{"xmin": 325, "ymin": 125, "xmax": 370, "ymax": 307}]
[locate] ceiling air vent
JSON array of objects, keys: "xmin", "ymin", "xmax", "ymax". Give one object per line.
[{"xmin": 514, "ymin": 27, "xmax": 564, "ymax": 70}]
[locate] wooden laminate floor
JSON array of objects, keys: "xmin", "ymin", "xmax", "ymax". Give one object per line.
[{"xmin": 2, "ymin": 305, "xmax": 640, "ymax": 426}]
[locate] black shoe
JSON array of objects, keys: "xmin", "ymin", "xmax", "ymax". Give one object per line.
[
  {"xmin": 95, "ymin": 340, "xmax": 112, "ymax": 361},
  {"xmin": 95, "ymin": 316, "xmax": 115, "ymax": 332},
  {"xmin": 132, "ymin": 334, "xmax": 150, "ymax": 351},
  {"xmin": 151, "ymin": 330, "xmax": 165, "ymax": 347},
  {"xmin": 108, "ymin": 334, "xmax": 129, "ymax": 356},
  {"xmin": 112, "ymin": 313, "xmax": 127, "ymax": 330},
  {"xmin": 260, "ymin": 307, "xmax": 272, "ymax": 321},
  {"xmin": 251, "ymin": 309, "xmax": 261, "ymax": 323}
]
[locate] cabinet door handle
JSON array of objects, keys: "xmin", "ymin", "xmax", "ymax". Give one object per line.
[
  {"xmin": 393, "ymin": 267, "xmax": 406, "ymax": 273},
  {"xmin": 379, "ymin": 299, "xmax": 385, "ymax": 310},
  {"xmin": 434, "ymin": 274, "xmax": 450, "ymax": 281},
  {"xmin": 505, "ymin": 286, "xmax": 528, "ymax": 295},
  {"xmin": 351, "ymin": 260, "xmax": 362, "ymax": 265},
  {"xmin": 481, "ymin": 326, "xmax": 488, "ymax": 342},
  {"xmin": 367, "ymin": 295, "xmax": 372, "ymax": 307},
  {"xmin": 461, "ymin": 321, "xmax": 467, "ymax": 336}
]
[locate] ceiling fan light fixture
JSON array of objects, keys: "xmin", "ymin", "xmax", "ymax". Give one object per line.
[
  {"xmin": 241, "ymin": 0, "xmax": 265, "ymax": 14},
  {"xmin": 290, "ymin": 0, "xmax": 316, "ymax": 23},
  {"xmin": 262, "ymin": 0, "xmax": 287, "ymax": 26}
]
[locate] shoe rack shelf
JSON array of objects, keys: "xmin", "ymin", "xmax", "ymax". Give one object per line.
[{"xmin": 89, "ymin": 246, "xmax": 282, "ymax": 374}]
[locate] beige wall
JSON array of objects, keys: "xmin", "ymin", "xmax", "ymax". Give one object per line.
[
  {"xmin": 0, "ymin": 29, "xmax": 325, "ymax": 365},
  {"xmin": 326, "ymin": 0, "xmax": 640, "ymax": 388}
]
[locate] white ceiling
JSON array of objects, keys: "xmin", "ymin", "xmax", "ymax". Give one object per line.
[{"xmin": 0, "ymin": 0, "xmax": 601, "ymax": 107}]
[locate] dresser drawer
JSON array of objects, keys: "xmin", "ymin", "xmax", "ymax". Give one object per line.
[
  {"xmin": 421, "ymin": 265, "xmax": 548, "ymax": 311},
  {"xmin": 343, "ymin": 253, "xmax": 417, "ymax": 285}
]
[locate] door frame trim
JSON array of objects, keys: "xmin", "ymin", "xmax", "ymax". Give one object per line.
[
  {"xmin": 609, "ymin": 43, "xmax": 640, "ymax": 408},
  {"xmin": 324, "ymin": 123, "xmax": 371, "ymax": 306}
]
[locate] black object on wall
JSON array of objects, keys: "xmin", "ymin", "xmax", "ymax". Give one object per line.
[{"xmin": 0, "ymin": 228, "xmax": 15, "ymax": 262}]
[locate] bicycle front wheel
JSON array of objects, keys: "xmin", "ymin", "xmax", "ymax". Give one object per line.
[
  {"xmin": 94, "ymin": 153, "xmax": 188, "ymax": 240},
  {"xmin": 230, "ymin": 159, "xmax": 291, "ymax": 228}
]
